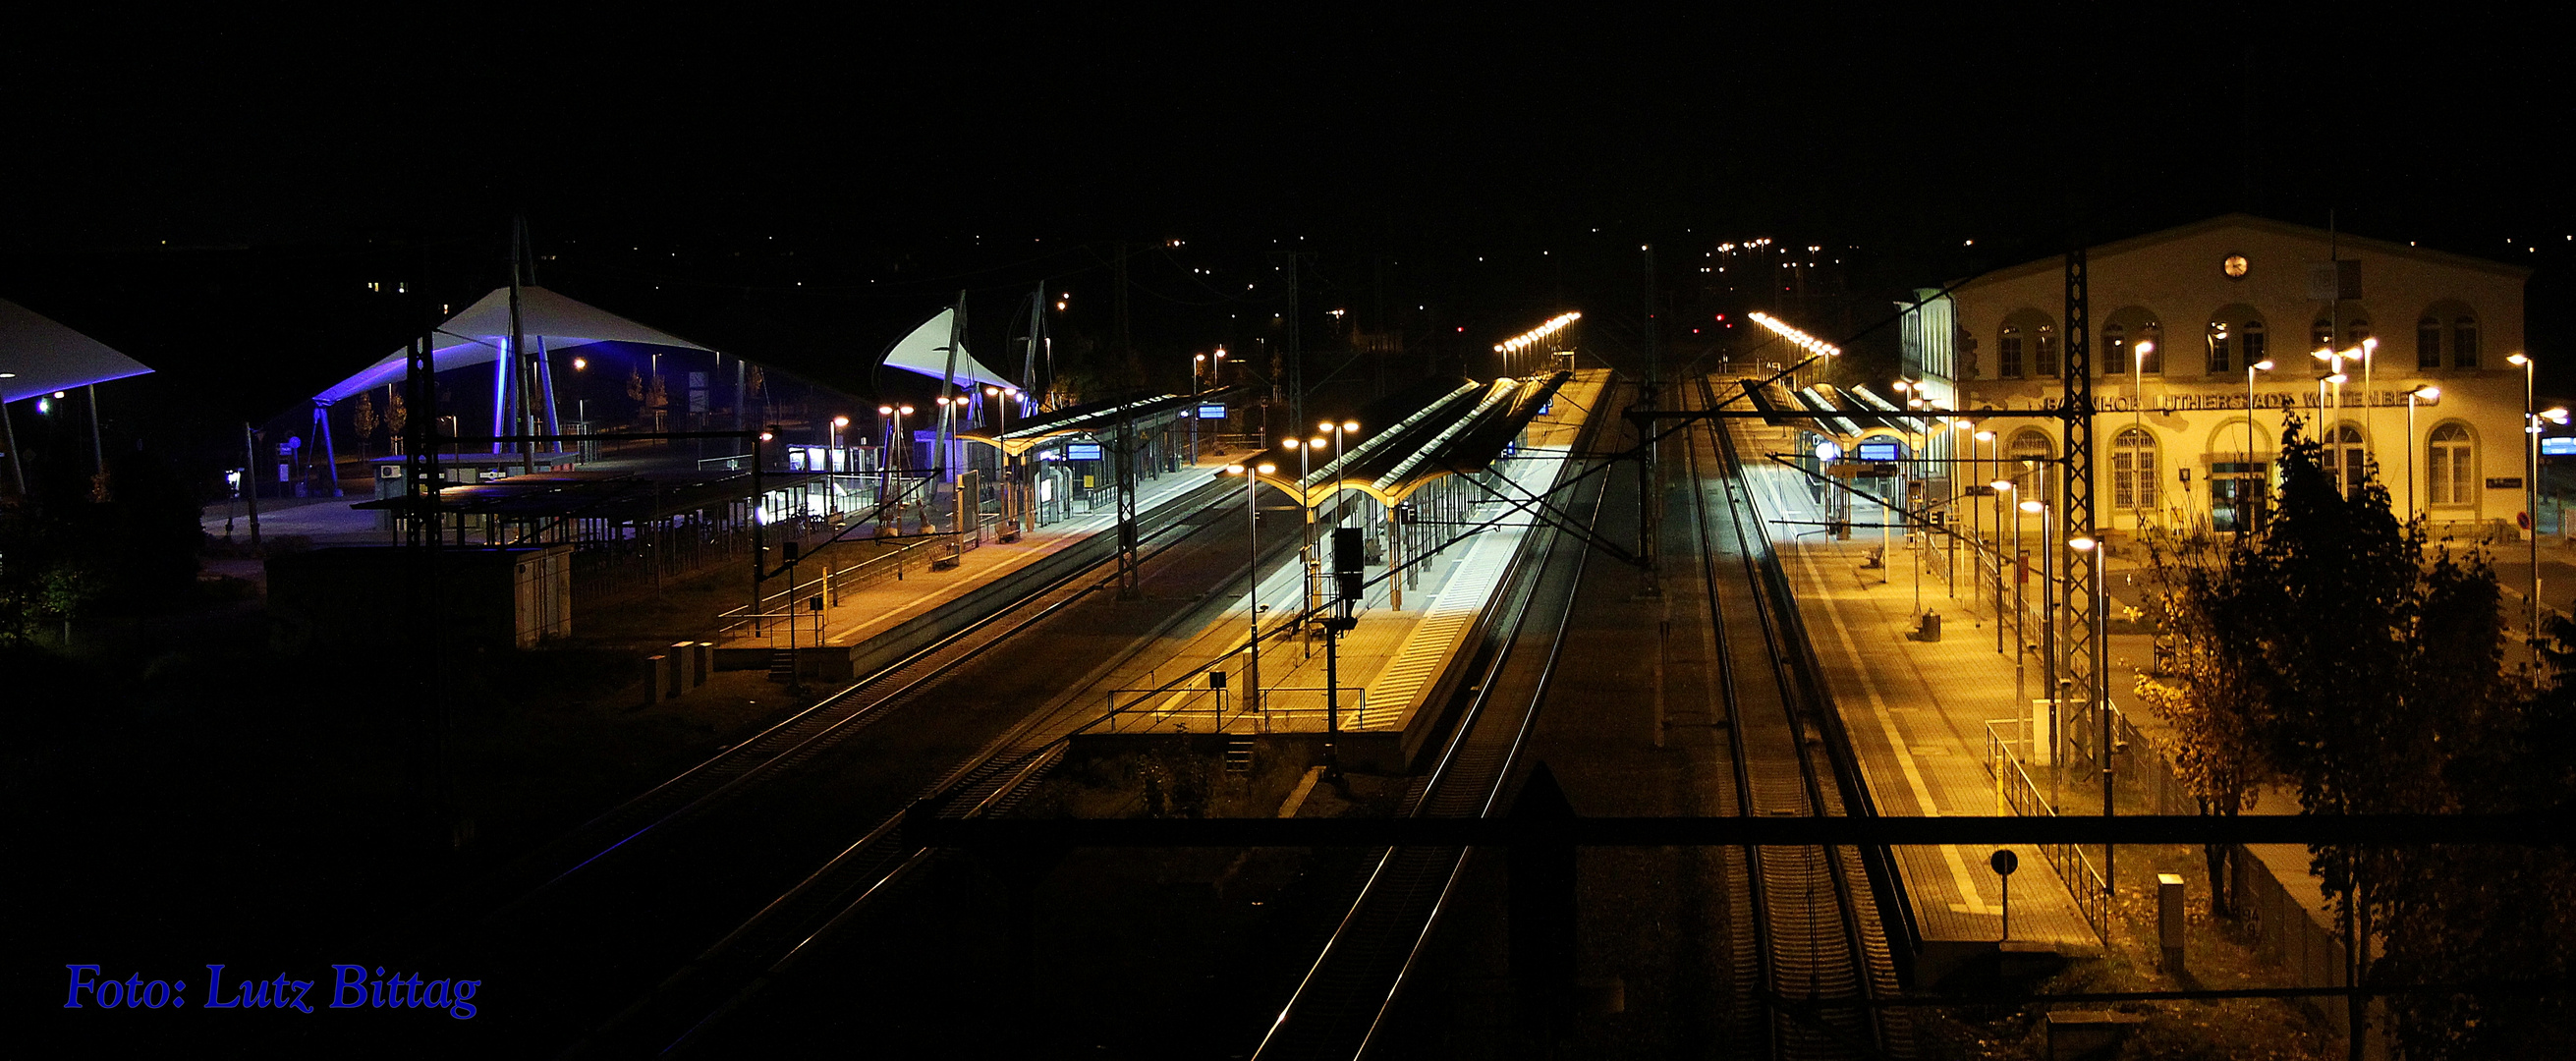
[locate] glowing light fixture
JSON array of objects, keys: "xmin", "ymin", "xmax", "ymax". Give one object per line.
[{"xmin": 1746, "ymin": 311, "xmax": 1840, "ymax": 357}]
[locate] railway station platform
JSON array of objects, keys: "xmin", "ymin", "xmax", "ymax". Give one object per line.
[
  {"xmin": 1734, "ymin": 432, "xmax": 2106, "ymax": 985},
  {"xmin": 1084, "ymin": 369, "xmax": 1612, "ymax": 768},
  {"xmin": 712, "ymin": 457, "xmax": 1226, "ymax": 671}
]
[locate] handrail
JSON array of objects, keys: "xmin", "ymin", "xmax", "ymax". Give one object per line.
[
  {"xmin": 1095, "ymin": 685, "xmax": 1369, "ymax": 735},
  {"xmin": 1982, "ymin": 716, "xmax": 2112, "ymax": 942}
]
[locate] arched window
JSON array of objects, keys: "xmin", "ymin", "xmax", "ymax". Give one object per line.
[
  {"xmin": 2137, "ymin": 322, "xmax": 2163, "ymax": 374},
  {"xmin": 1998, "ymin": 324, "xmax": 2025, "ymax": 378},
  {"xmin": 2243, "ymin": 319, "xmax": 2268, "ymax": 365},
  {"xmin": 2453, "ymin": 315, "xmax": 2480, "ymax": 368},
  {"xmin": 2036, "ymin": 324, "xmax": 2060, "ymax": 378},
  {"xmin": 2112, "ymin": 427, "xmax": 2158, "ymax": 511},
  {"xmin": 2429, "ymin": 424, "xmax": 2473, "ymax": 506},
  {"xmin": 2418, "ymin": 317, "xmax": 2442, "ymax": 369},
  {"xmin": 2328, "ymin": 423, "xmax": 2369, "ymax": 501},
  {"xmin": 2345, "ymin": 318, "xmax": 2372, "ymax": 351},
  {"xmin": 2209, "ymin": 307, "xmax": 2266, "ymax": 375},
  {"xmin": 2009, "ymin": 428, "xmax": 2054, "ymax": 508},
  {"xmin": 2314, "ymin": 318, "xmax": 2335, "ymax": 351},
  {"xmin": 2103, "ymin": 323, "xmax": 2128, "ymax": 379}
]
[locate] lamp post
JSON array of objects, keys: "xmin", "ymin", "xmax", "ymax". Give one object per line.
[
  {"xmin": 986, "ymin": 385, "xmax": 1021, "ymax": 534},
  {"xmin": 2246, "ymin": 359, "xmax": 2274, "ymax": 531},
  {"xmin": 2134, "ymin": 340, "xmax": 2153, "ymax": 528},
  {"xmin": 1226, "ymin": 460, "xmax": 1277, "ymax": 715},
  {"xmin": 2511, "ymin": 353, "xmax": 2543, "ymax": 668},
  {"xmin": 2070, "ymin": 530, "xmax": 2112, "ymax": 895},
  {"xmin": 2360, "ymin": 337, "xmax": 2379, "ymax": 467},
  {"xmin": 2020, "ymin": 492, "xmax": 2053, "ymax": 776},
  {"xmin": 2405, "ymin": 384, "xmax": 2439, "ymax": 522},
  {"xmin": 829, "ymin": 415, "xmax": 850, "ymax": 515},
  {"xmin": 1975, "ymin": 427, "xmax": 1995, "ymax": 621},
  {"xmin": 1284, "ymin": 437, "xmax": 1321, "ymax": 615},
  {"xmin": 1191, "ymin": 353, "xmax": 1207, "ymax": 464}
]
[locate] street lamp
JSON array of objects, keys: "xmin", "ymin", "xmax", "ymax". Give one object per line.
[
  {"xmin": 1191, "ymin": 353, "xmax": 1208, "ymax": 464},
  {"xmin": 1284, "ymin": 437, "xmax": 1327, "ymax": 614},
  {"xmin": 2019, "ymin": 492, "xmax": 2056, "ymax": 775},
  {"xmin": 2133, "ymin": 341, "xmax": 2154, "ymax": 528},
  {"xmin": 1224, "ymin": 460, "xmax": 1279, "ymax": 716},
  {"xmin": 1974, "ymin": 427, "xmax": 1995, "ymax": 621},
  {"xmin": 986, "ymin": 386, "xmax": 1022, "ymax": 533},
  {"xmin": 2069, "ymin": 530, "xmax": 2112, "ymax": 894},
  {"xmin": 2406, "ymin": 384, "xmax": 2439, "ymax": 521},
  {"xmin": 2513, "ymin": 353, "xmax": 2540, "ymax": 664}
]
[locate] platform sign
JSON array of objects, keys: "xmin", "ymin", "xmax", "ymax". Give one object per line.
[
  {"xmin": 2544, "ymin": 438, "xmax": 2576, "ymax": 457},
  {"xmin": 1855, "ymin": 439, "xmax": 1902, "ymax": 463},
  {"xmin": 1065, "ymin": 443, "xmax": 1103, "ymax": 461},
  {"xmin": 1198, "ymin": 404, "xmax": 1227, "ymax": 419}
]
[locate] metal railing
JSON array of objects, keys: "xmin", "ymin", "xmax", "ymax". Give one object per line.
[
  {"xmin": 712, "ymin": 605, "xmax": 826, "ymax": 643},
  {"xmin": 1983, "ymin": 717, "xmax": 2113, "ymax": 942},
  {"xmin": 1097, "ymin": 685, "xmax": 1368, "ymax": 734}
]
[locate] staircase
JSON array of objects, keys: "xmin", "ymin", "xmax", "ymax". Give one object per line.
[
  {"xmin": 767, "ymin": 648, "xmax": 796, "ymax": 683},
  {"xmin": 1222, "ymin": 736, "xmax": 1257, "ymax": 776}
]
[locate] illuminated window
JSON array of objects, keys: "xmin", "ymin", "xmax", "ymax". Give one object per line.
[
  {"xmin": 2428, "ymin": 423, "xmax": 2473, "ymax": 506},
  {"xmin": 2209, "ymin": 307, "xmax": 2262, "ymax": 373},
  {"xmin": 2009, "ymin": 428, "xmax": 2054, "ymax": 507},
  {"xmin": 2418, "ymin": 317, "xmax": 2442, "ymax": 369},
  {"xmin": 2453, "ymin": 316, "xmax": 2480, "ymax": 368},
  {"xmin": 2112, "ymin": 427, "xmax": 2157, "ymax": 510},
  {"xmin": 2328, "ymin": 423, "xmax": 2369, "ymax": 501}
]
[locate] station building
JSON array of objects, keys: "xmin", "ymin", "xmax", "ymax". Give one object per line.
[{"xmin": 1909, "ymin": 214, "xmax": 2532, "ymax": 542}]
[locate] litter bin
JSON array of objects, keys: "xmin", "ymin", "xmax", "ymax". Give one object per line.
[{"xmin": 1913, "ymin": 611, "xmax": 1942, "ymax": 642}]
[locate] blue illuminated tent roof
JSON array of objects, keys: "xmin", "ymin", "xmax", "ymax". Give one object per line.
[
  {"xmin": 877, "ymin": 307, "xmax": 1014, "ymax": 390},
  {"xmin": 313, "ymin": 285, "xmax": 712, "ymax": 403},
  {"xmin": 0, "ymin": 298, "xmax": 155, "ymax": 403}
]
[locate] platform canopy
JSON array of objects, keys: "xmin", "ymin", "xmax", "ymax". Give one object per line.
[
  {"xmin": 878, "ymin": 307, "xmax": 1014, "ymax": 390},
  {"xmin": 0, "ymin": 298, "xmax": 155, "ymax": 403},
  {"xmin": 314, "ymin": 286, "xmax": 713, "ymax": 404}
]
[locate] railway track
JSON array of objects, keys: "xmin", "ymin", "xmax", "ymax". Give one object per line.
[
  {"xmin": 395, "ymin": 478, "xmax": 1236, "ymax": 942},
  {"xmin": 1686, "ymin": 373, "xmax": 1911, "ymax": 1060},
  {"xmin": 1248, "ymin": 387, "xmax": 1611, "ymax": 1060},
  {"xmin": 573, "ymin": 487, "xmax": 1328, "ymax": 1055}
]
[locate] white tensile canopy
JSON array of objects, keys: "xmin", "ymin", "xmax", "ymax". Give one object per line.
[
  {"xmin": 879, "ymin": 307, "xmax": 1014, "ymax": 390},
  {"xmin": 0, "ymin": 298, "xmax": 155, "ymax": 403},
  {"xmin": 314, "ymin": 285, "xmax": 712, "ymax": 404}
]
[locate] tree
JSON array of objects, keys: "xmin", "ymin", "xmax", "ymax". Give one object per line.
[
  {"xmin": 352, "ymin": 392, "xmax": 378, "ymax": 463},
  {"xmin": 2134, "ymin": 531, "xmax": 2272, "ymax": 915},
  {"xmin": 2148, "ymin": 415, "xmax": 2564, "ymax": 1054}
]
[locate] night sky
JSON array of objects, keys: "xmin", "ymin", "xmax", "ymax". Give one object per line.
[{"xmin": 7, "ymin": 8, "xmax": 2571, "ymax": 437}]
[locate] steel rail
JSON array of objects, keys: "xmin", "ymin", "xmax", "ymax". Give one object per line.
[
  {"xmin": 1251, "ymin": 383, "xmax": 1611, "ymax": 1061},
  {"xmin": 1698, "ymin": 375, "xmax": 1909, "ymax": 1059},
  {"xmin": 381, "ymin": 475, "xmax": 1238, "ymax": 955}
]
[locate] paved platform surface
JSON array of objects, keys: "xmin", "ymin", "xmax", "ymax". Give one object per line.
[
  {"xmin": 1105, "ymin": 369, "xmax": 1611, "ymax": 738},
  {"xmin": 774, "ymin": 460, "xmax": 1219, "ymax": 651},
  {"xmin": 1733, "ymin": 427, "xmax": 2103, "ymax": 977}
]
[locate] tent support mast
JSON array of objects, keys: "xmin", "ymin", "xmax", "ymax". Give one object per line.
[
  {"xmin": 313, "ymin": 399, "xmax": 343, "ymax": 497},
  {"xmin": 0, "ymin": 398, "xmax": 23, "ymax": 498}
]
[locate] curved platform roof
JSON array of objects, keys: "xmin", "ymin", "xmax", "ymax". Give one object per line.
[
  {"xmin": 958, "ymin": 387, "xmax": 1241, "ymax": 457},
  {"xmin": 1229, "ymin": 371, "xmax": 1574, "ymax": 507}
]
